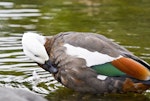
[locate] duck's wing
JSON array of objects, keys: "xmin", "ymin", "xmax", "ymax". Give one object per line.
[{"xmin": 62, "ymin": 32, "xmax": 150, "ymax": 80}]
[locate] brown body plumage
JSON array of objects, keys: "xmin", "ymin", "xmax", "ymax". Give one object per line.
[{"xmin": 42, "ymin": 32, "xmax": 150, "ymax": 94}]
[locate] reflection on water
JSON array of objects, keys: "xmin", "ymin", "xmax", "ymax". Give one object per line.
[
  {"xmin": 0, "ymin": 1, "xmax": 13, "ymax": 8},
  {"xmin": 0, "ymin": 0, "xmax": 150, "ymax": 101}
]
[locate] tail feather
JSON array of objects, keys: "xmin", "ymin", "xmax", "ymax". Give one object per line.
[
  {"xmin": 141, "ymin": 80, "xmax": 150, "ymax": 85},
  {"xmin": 123, "ymin": 78, "xmax": 150, "ymax": 93},
  {"xmin": 134, "ymin": 59, "xmax": 150, "ymax": 70},
  {"xmin": 124, "ymin": 54, "xmax": 150, "ymax": 70},
  {"xmin": 112, "ymin": 57, "xmax": 150, "ymax": 80}
]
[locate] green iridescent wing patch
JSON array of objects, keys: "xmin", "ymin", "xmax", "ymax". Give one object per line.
[{"xmin": 92, "ymin": 63, "xmax": 125, "ymax": 76}]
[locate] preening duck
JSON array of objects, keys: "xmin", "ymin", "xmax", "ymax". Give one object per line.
[{"xmin": 22, "ymin": 32, "xmax": 150, "ymax": 94}]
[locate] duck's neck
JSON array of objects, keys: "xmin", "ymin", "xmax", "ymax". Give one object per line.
[{"xmin": 44, "ymin": 37, "xmax": 55, "ymax": 55}]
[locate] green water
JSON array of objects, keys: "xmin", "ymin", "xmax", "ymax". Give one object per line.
[{"xmin": 0, "ymin": 0, "xmax": 150, "ymax": 101}]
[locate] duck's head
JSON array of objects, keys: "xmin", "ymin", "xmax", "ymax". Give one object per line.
[{"xmin": 22, "ymin": 32, "xmax": 57, "ymax": 74}]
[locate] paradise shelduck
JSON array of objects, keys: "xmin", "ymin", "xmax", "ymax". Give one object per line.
[{"xmin": 22, "ymin": 32, "xmax": 150, "ymax": 94}]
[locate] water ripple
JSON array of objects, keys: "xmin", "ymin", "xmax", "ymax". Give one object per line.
[
  {"xmin": 0, "ymin": 9, "xmax": 39, "ymax": 13},
  {"xmin": 0, "ymin": 46, "xmax": 22, "ymax": 50},
  {"xmin": 0, "ymin": 52, "xmax": 23, "ymax": 58},
  {"xmin": 0, "ymin": 8, "xmax": 41, "ymax": 19},
  {"xmin": 0, "ymin": 2, "xmax": 14, "ymax": 8},
  {"xmin": 0, "ymin": 13, "xmax": 42, "ymax": 17}
]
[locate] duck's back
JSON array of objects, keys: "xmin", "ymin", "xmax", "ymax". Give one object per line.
[{"xmin": 44, "ymin": 32, "xmax": 150, "ymax": 94}]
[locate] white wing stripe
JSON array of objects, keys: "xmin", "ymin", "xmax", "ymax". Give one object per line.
[{"xmin": 64, "ymin": 44, "xmax": 119, "ymax": 67}]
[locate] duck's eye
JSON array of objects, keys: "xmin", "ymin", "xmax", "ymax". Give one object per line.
[{"xmin": 34, "ymin": 54, "xmax": 39, "ymax": 57}]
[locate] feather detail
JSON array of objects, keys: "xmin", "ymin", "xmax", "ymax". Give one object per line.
[
  {"xmin": 112, "ymin": 57, "xmax": 150, "ymax": 80},
  {"xmin": 122, "ymin": 78, "xmax": 149, "ymax": 93},
  {"xmin": 92, "ymin": 63, "xmax": 125, "ymax": 76},
  {"xmin": 64, "ymin": 43, "xmax": 116, "ymax": 67}
]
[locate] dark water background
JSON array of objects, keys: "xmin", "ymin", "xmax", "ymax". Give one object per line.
[{"xmin": 0, "ymin": 0, "xmax": 150, "ymax": 101}]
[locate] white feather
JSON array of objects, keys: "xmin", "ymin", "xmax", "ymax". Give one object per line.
[
  {"xmin": 22, "ymin": 32, "xmax": 49, "ymax": 64},
  {"xmin": 64, "ymin": 43, "xmax": 119, "ymax": 67},
  {"xmin": 97, "ymin": 75, "xmax": 107, "ymax": 80}
]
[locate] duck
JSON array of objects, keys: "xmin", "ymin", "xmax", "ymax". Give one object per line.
[{"xmin": 22, "ymin": 32, "xmax": 150, "ymax": 94}]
